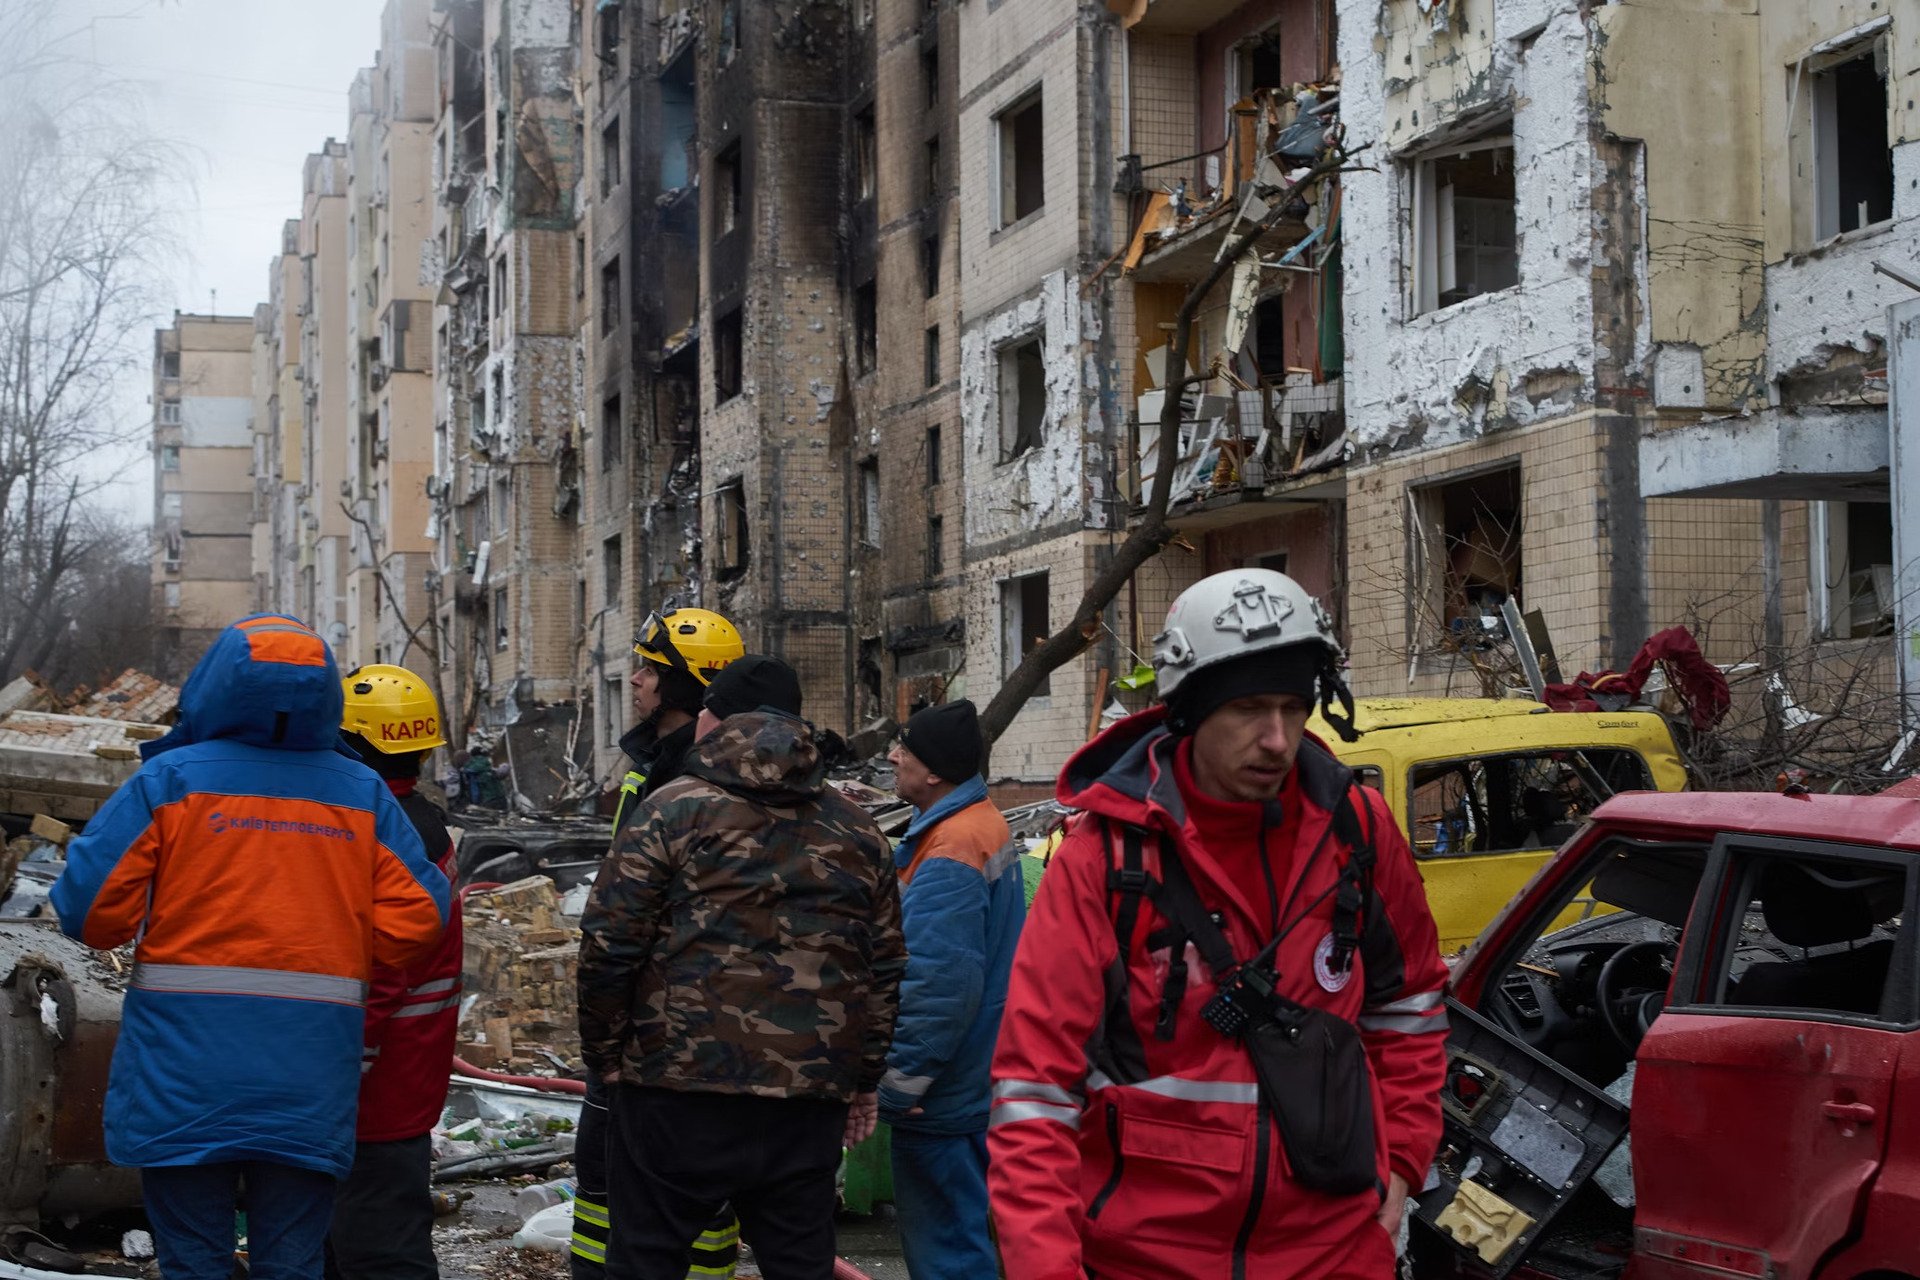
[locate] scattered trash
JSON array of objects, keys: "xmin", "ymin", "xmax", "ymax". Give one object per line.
[
  {"xmin": 511, "ymin": 1202, "xmax": 574, "ymax": 1253},
  {"xmin": 120, "ymin": 1230, "xmax": 154, "ymax": 1261},
  {"xmin": 514, "ymin": 1178, "xmax": 575, "ymax": 1220}
]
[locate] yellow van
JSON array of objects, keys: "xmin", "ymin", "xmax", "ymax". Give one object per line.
[{"xmin": 1310, "ymin": 698, "xmax": 1689, "ymax": 951}]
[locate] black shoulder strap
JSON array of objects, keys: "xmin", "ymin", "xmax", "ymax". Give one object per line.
[
  {"xmin": 1327, "ymin": 786, "xmax": 1378, "ymax": 975},
  {"xmin": 1149, "ymin": 837, "xmax": 1240, "ymax": 982}
]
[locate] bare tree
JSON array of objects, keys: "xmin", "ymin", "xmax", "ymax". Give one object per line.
[
  {"xmin": 978, "ymin": 143, "xmax": 1363, "ymax": 748},
  {"xmin": 0, "ymin": 1, "xmax": 173, "ymax": 684}
]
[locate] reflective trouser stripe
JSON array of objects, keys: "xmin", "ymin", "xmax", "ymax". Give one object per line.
[
  {"xmin": 571, "ymin": 1195, "xmax": 610, "ymax": 1264},
  {"xmin": 687, "ymin": 1218, "xmax": 741, "ymax": 1278},
  {"xmin": 132, "ymin": 963, "xmax": 367, "ymax": 1006}
]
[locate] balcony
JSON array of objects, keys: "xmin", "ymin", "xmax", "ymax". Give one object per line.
[
  {"xmin": 1108, "ymin": 0, "xmax": 1248, "ymax": 35},
  {"xmin": 1131, "ymin": 379, "xmax": 1346, "ymax": 531}
]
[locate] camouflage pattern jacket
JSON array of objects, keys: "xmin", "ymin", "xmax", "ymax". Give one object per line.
[{"xmin": 578, "ymin": 711, "xmax": 906, "ymax": 1101}]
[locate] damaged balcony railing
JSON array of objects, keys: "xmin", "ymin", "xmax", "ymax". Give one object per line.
[{"xmin": 1130, "ymin": 378, "xmax": 1344, "ymax": 513}]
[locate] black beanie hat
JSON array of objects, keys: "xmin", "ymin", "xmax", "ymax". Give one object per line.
[
  {"xmin": 899, "ymin": 699, "xmax": 984, "ymax": 784},
  {"xmin": 703, "ymin": 654, "xmax": 803, "ymax": 721},
  {"xmin": 1164, "ymin": 645, "xmax": 1319, "ymax": 736}
]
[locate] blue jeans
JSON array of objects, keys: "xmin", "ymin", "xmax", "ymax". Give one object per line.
[
  {"xmin": 888, "ymin": 1129, "xmax": 995, "ymax": 1280},
  {"xmin": 143, "ymin": 1162, "xmax": 337, "ymax": 1280}
]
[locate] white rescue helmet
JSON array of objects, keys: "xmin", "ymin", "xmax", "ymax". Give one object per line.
[{"xmin": 1150, "ymin": 569, "xmax": 1358, "ymax": 740}]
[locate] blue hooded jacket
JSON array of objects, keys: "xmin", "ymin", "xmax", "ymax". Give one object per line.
[{"xmin": 51, "ymin": 615, "xmax": 450, "ymax": 1177}]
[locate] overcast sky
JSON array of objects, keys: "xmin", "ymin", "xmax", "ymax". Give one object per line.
[{"xmin": 80, "ymin": 0, "xmax": 394, "ymax": 519}]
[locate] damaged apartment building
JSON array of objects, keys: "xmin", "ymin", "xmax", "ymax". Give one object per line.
[{"xmin": 1333, "ymin": 0, "xmax": 1911, "ymax": 703}]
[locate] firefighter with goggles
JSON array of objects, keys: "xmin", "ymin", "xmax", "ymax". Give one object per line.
[{"xmin": 573, "ymin": 607, "xmax": 745, "ymax": 1280}]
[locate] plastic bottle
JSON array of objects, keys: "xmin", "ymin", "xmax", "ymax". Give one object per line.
[
  {"xmin": 514, "ymin": 1178, "xmax": 576, "ymax": 1218},
  {"xmin": 510, "ymin": 1202, "xmax": 575, "ymax": 1253}
]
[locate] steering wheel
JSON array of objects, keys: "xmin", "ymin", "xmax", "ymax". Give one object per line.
[{"xmin": 1595, "ymin": 938, "xmax": 1673, "ymax": 1052}]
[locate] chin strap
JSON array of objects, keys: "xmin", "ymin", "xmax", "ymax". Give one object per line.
[{"xmin": 1319, "ymin": 652, "xmax": 1361, "ymax": 743}]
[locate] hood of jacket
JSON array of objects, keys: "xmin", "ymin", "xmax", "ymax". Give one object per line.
[
  {"xmin": 1058, "ymin": 704, "xmax": 1355, "ymax": 834},
  {"xmin": 141, "ymin": 614, "xmax": 344, "ymax": 760},
  {"xmin": 683, "ymin": 710, "xmax": 827, "ymax": 806}
]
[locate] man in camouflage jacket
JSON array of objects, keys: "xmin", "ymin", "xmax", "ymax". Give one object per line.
[{"xmin": 579, "ymin": 656, "xmax": 906, "ymax": 1280}]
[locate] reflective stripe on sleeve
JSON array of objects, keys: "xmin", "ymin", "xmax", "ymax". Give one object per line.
[
  {"xmin": 1358, "ymin": 1009, "xmax": 1451, "ymax": 1034},
  {"xmin": 407, "ymin": 977, "xmax": 460, "ymax": 997},
  {"xmin": 132, "ymin": 963, "xmax": 368, "ymax": 1006},
  {"xmin": 1366, "ymin": 989, "xmax": 1444, "ymax": 1015},
  {"xmin": 989, "ymin": 1100, "xmax": 1082, "ymax": 1130},
  {"xmin": 880, "ymin": 1067, "xmax": 934, "ymax": 1098},
  {"xmin": 391, "ymin": 995, "xmax": 462, "ymax": 1018},
  {"xmin": 991, "ymin": 1078, "xmax": 1081, "ymax": 1107}
]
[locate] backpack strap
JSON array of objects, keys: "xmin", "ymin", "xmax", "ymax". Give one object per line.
[{"xmin": 1325, "ymin": 786, "xmax": 1378, "ymax": 976}]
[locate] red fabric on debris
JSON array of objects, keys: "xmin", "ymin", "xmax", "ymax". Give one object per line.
[{"xmin": 1542, "ymin": 626, "xmax": 1730, "ymax": 730}]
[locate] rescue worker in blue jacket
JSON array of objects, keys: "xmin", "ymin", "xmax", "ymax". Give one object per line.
[
  {"xmin": 878, "ymin": 700, "xmax": 1028, "ymax": 1279},
  {"xmin": 50, "ymin": 615, "xmax": 450, "ymax": 1280}
]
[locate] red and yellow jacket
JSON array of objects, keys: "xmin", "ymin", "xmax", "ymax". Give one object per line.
[{"xmin": 51, "ymin": 615, "xmax": 450, "ymax": 1178}]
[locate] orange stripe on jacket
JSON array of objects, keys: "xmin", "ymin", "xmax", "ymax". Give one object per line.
[
  {"xmin": 82, "ymin": 824, "xmax": 166, "ymax": 951},
  {"xmin": 135, "ymin": 794, "xmax": 394, "ymax": 979},
  {"xmin": 900, "ymin": 798, "xmax": 1011, "ymax": 886}
]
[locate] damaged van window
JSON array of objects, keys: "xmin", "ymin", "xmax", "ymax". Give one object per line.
[{"xmin": 1410, "ymin": 749, "xmax": 1650, "ymax": 859}]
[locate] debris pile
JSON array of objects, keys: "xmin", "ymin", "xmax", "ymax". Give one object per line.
[{"xmin": 460, "ymin": 877, "xmax": 582, "ymax": 1071}]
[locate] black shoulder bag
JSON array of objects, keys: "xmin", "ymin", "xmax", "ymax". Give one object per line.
[{"xmin": 1120, "ymin": 793, "xmax": 1381, "ymax": 1196}]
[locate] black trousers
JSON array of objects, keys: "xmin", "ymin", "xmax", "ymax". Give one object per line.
[
  {"xmin": 606, "ymin": 1086, "xmax": 846, "ymax": 1280},
  {"xmin": 324, "ymin": 1135, "xmax": 437, "ymax": 1280}
]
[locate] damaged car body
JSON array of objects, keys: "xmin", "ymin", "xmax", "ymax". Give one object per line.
[{"xmin": 1415, "ymin": 791, "xmax": 1920, "ymax": 1280}]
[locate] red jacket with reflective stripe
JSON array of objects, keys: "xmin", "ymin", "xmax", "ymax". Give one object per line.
[
  {"xmin": 988, "ymin": 710, "xmax": 1450, "ymax": 1280},
  {"xmin": 358, "ymin": 783, "xmax": 463, "ymax": 1142}
]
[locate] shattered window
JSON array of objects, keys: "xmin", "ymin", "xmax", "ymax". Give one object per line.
[
  {"xmin": 1810, "ymin": 42, "xmax": 1894, "ymax": 240},
  {"xmin": 600, "ymin": 118, "xmax": 622, "ymax": 197},
  {"xmin": 604, "ymin": 673, "xmax": 625, "ymax": 749},
  {"xmin": 601, "ymin": 256, "xmax": 621, "ymax": 336},
  {"xmin": 926, "ymin": 424, "xmax": 941, "ymax": 486},
  {"xmin": 925, "ymin": 137, "xmax": 941, "ymax": 204},
  {"xmin": 855, "ymin": 106, "xmax": 877, "ymax": 203},
  {"xmin": 927, "ymin": 513, "xmax": 943, "ymax": 576},
  {"xmin": 923, "ymin": 231, "xmax": 941, "ymax": 298},
  {"xmin": 603, "ymin": 534, "xmax": 622, "ymax": 605},
  {"xmin": 854, "ymin": 282, "xmax": 877, "ymax": 377},
  {"xmin": 858, "ymin": 459, "xmax": 880, "ymax": 547},
  {"xmin": 923, "ymin": 45, "xmax": 939, "ymax": 109},
  {"xmin": 1410, "ymin": 464, "xmax": 1522, "ymax": 654},
  {"xmin": 1001, "ymin": 571, "xmax": 1052, "ymax": 696},
  {"xmin": 997, "ymin": 332, "xmax": 1045, "ymax": 461},
  {"xmin": 1410, "ymin": 130, "xmax": 1518, "ymax": 314},
  {"xmin": 995, "ymin": 92, "xmax": 1044, "ymax": 227},
  {"xmin": 1409, "ymin": 750, "xmax": 1652, "ymax": 858},
  {"xmin": 601, "ymin": 394, "xmax": 623, "ymax": 468},
  {"xmin": 1699, "ymin": 851, "xmax": 1911, "ymax": 1024},
  {"xmin": 161, "ymin": 444, "xmax": 180, "ymax": 473},
  {"xmin": 1814, "ymin": 500, "xmax": 1895, "ymax": 640},
  {"xmin": 714, "ymin": 141, "xmax": 741, "ymax": 237},
  {"xmin": 715, "ymin": 308, "xmax": 743, "ymax": 402},
  {"xmin": 494, "ymin": 587, "xmax": 509, "ymax": 650},
  {"xmin": 714, "ymin": 478, "xmax": 749, "ymax": 576},
  {"xmin": 924, "ymin": 325, "xmax": 940, "ymax": 388}
]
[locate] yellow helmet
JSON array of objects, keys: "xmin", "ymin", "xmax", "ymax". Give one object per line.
[
  {"xmin": 634, "ymin": 608, "xmax": 744, "ymax": 686},
  {"xmin": 341, "ymin": 663, "xmax": 448, "ymax": 754}
]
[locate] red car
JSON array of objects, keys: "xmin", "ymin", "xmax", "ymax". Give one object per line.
[{"xmin": 1412, "ymin": 790, "xmax": 1920, "ymax": 1280}]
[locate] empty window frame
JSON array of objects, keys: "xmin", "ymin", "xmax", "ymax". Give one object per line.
[
  {"xmin": 1809, "ymin": 39, "xmax": 1894, "ymax": 240},
  {"xmin": 603, "ymin": 534, "xmax": 623, "ymax": 605},
  {"xmin": 926, "ymin": 513, "xmax": 943, "ymax": 576},
  {"xmin": 922, "ymin": 45, "xmax": 940, "ymax": 108},
  {"xmin": 1811, "ymin": 500, "xmax": 1895, "ymax": 639},
  {"xmin": 995, "ymin": 91, "xmax": 1044, "ymax": 227},
  {"xmin": 1409, "ymin": 127, "xmax": 1518, "ymax": 315},
  {"xmin": 924, "ymin": 325, "xmax": 940, "ymax": 388},
  {"xmin": 853, "ymin": 281, "xmax": 878, "ymax": 376},
  {"xmin": 715, "ymin": 308, "xmax": 743, "ymax": 402},
  {"xmin": 997, "ymin": 331, "xmax": 1046, "ymax": 460},
  {"xmin": 714, "ymin": 478, "xmax": 749, "ymax": 576},
  {"xmin": 1409, "ymin": 464, "xmax": 1523, "ymax": 653},
  {"xmin": 925, "ymin": 138, "xmax": 941, "ymax": 204},
  {"xmin": 601, "ymin": 257, "xmax": 622, "ymax": 336},
  {"xmin": 926, "ymin": 423, "xmax": 942, "ymax": 486},
  {"xmin": 714, "ymin": 140, "xmax": 742, "ymax": 237},
  {"xmin": 160, "ymin": 443, "xmax": 181, "ymax": 472},
  {"xmin": 855, "ymin": 106, "xmax": 877, "ymax": 203},
  {"xmin": 1001, "ymin": 571, "xmax": 1052, "ymax": 696},
  {"xmin": 494, "ymin": 586, "xmax": 510, "ymax": 650},
  {"xmin": 604, "ymin": 672, "xmax": 625, "ymax": 749},
  {"xmin": 1228, "ymin": 29, "xmax": 1283, "ymax": 102},
  {"xmin": 600, "ymin": 117, "xmax": 622, "ymax": 197},
  {"xmin": 858, "ymin": 458, "xmax": 880, "ymax": 547},
  {"xmin": 922, "ymin": 231, "xmax": 941, "ymax": 298},
  {"xmin": 601, "ymin": 393, "xmax": 623, "ymax": 468}
]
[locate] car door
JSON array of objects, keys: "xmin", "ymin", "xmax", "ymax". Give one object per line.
[{"xmin": 1631, "ymin": 837, "xmax": 1914, "ymax": 1280}]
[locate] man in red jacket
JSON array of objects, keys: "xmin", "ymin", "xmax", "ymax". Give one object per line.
[
  {"xmin": 329, "ymin": 665, "xmax": 464, "ymax": 1280},
  {"xmin": 989, "ymin": 569, "xmax": 1450, "ymax": 1280}
]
